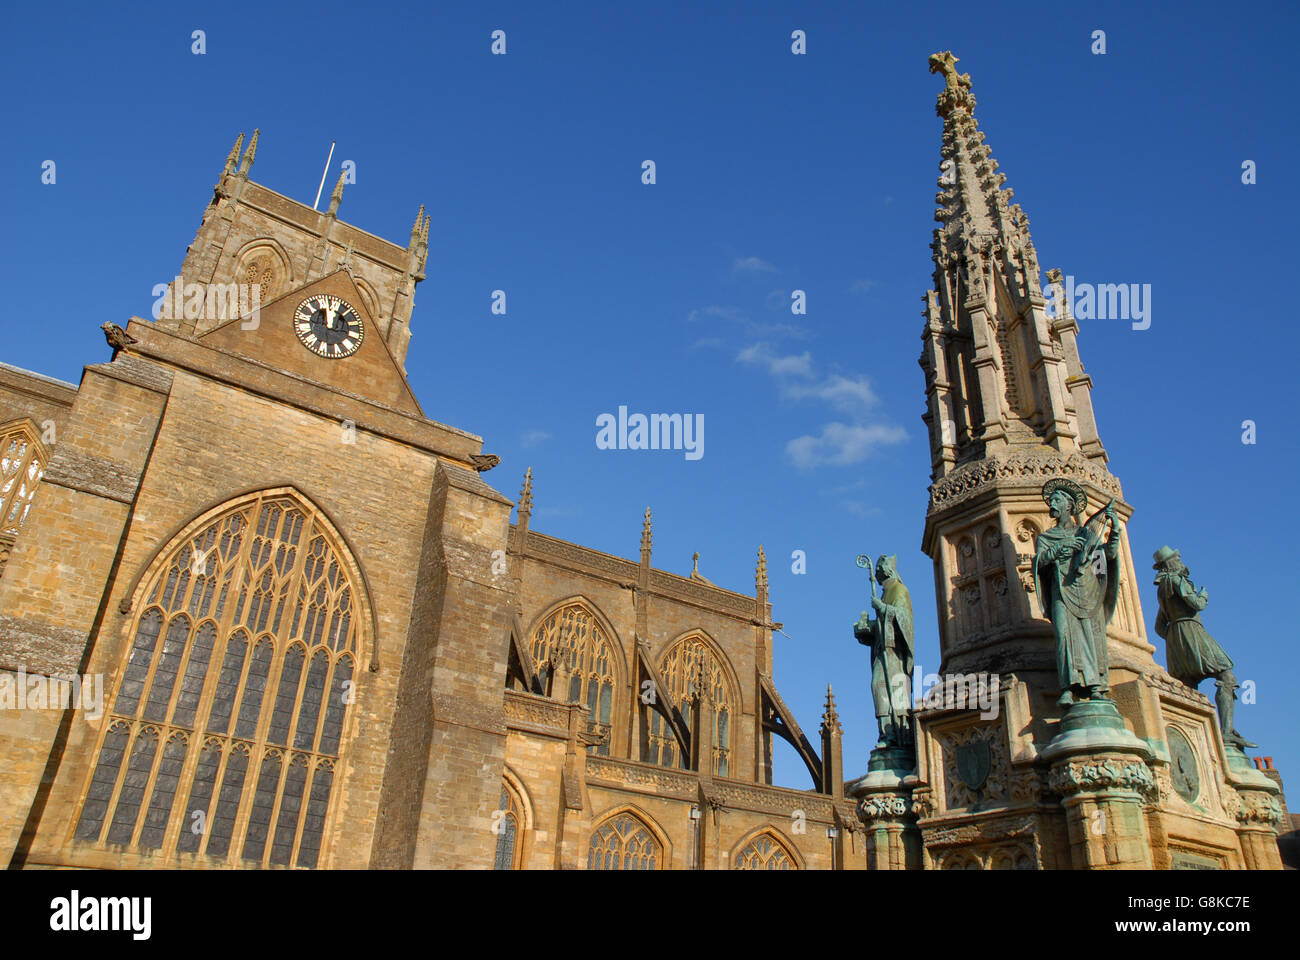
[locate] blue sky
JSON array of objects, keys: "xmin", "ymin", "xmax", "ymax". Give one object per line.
[{"xmin": 3, "ymin": 1, "xmax": 1297, "ymax": 791}]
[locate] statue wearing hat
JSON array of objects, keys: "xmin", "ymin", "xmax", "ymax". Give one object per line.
[
  {"xmin": 1033, "ymin": 479, "xmax": 1122, "ymax": 706},
  {"xmin": 1151, "ymin": 546, "xmax": 1255, "ymax": 749},
  {"xmin": 853, "ymin": 554, "xmax": 915, "ymax": 749}
]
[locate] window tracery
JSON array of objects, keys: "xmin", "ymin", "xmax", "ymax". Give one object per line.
[
  {"xmin": 734, "ymin": 831, "xmax": 796, "ymax": 870},
  {"xmin": 0, "ymin": 421, "xmax": 48, "ymax": 538},
  {"xmin": 587, "ymin": 812, "xmax": 661, "ymax": 870},
  {"xmin": 646, "ymin": 634, "xmax": 734, "ymax": 776},
  {"xmin": 74, "ymin": 492, "xmax": 360, "ymax": 868},
  {"xmin": 530, "ymin": 602, "xmax": 615, "ymax": 755},
  {"xmin": 493, "ymin": 786, "xmax": 521, "ymax": 870}
]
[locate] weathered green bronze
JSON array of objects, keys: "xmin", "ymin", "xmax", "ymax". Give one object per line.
[
  {"xmin": 853, "ymin": 554, "xmax": 915, "ymax": 749},
  {"xmin": 1033, "ymin": 479, "xmax": 1122, "ymax": 706},
  {"xmin": 1152, "ymin": 546, "xmax": 1256, "ymax": 749}
]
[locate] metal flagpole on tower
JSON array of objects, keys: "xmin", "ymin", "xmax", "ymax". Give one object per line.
[{"xmin": 312, "ymin": 141, "xmax": 336, "ymax": 210}]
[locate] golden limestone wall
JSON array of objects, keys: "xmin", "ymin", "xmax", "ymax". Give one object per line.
[
  {"xmin": 2, "ymin": 348, "xmax": 516, "ymax": 869},
  {"xmin": 510, "ymin": 529, "xmax": 770, "ymax": 781},
  {"xmin": 0, "ymin": 358, "xmax": 166, "ymax": 864},
  {"xmin": 498, "ymin": 531, "xmax": 863, "ymax": 869},
  {"xmin": 502, "ymin": 695, "xmax": 862, "ymax": 870}
]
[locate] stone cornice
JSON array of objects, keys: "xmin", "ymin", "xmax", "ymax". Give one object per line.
[
  {"xmin": 516, "ymin": 529, "xmax": 758, "ymax": 620},
  {"xmin": 117, "ymin": 323, "xmax": 483, "ymax": 466},
  {"xmin": 927, "ymin": 450, "xmax": 1122, "ymax": 517},
  {"xmin": 85, "ymin": 355, "xmax": 174, "ymax": 395},
  {"xmin": 0, "ymin": 362, "xmax": 79, "ymax": 406}
]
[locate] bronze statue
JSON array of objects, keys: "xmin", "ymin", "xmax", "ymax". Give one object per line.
[
  {"xmin": 853, "ymin": 554, "xmax": 915, "ymax": 749},
  {"xmin": 1152, "ymin": 546, "xmax": 1255, "ymax": 749},
  {"xmin": 1033, "ymin": 479, "xmax": 1122, "ymax": 706}
]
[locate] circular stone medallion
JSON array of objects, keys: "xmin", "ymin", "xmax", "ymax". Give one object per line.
[{"xmin": 1166, "ymin": 725, "xmax": 1200, "ymax": 803}]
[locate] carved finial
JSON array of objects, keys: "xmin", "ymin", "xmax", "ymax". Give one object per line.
[
  {"xmin": 821, "ymin": 684, "xmax": 841, "ymax": 732},
  {"xmin": 756, "ymin": 545, "xmax": 768, "ymax": 591},
  {"xmin": 640, "ymin": 507, "xmax": 653, "ymax": 555},
  {"xmin": 327, "ymin": 170, "xmax": 346, "ymax": 215},
  {"xmin": 928, "ymin": 51, "xmax": 974, "ymax": 118},
  {"xmin": 410, "ymin": 204, "xmax": 426, "ymax": 244},
  {"xmin": 518, "ymin": 466, "xmax": 534, "ymax": 515},
  {"xmin": 238, "ymin": 128, "xmax": 260, "ymax": 175},
  {"xmin": 222, "ymin": 132, "xmax": 244, "ymax": 178}
]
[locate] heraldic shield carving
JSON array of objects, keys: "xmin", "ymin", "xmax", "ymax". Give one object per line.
[{"xmin": 956, "ymin": 740, "xmax": 991, "ymax": 790}]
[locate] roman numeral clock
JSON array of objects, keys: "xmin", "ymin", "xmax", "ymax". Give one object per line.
[{"xmin": 293, "ymin": 294, "xmax": 364, "ymax": 358}]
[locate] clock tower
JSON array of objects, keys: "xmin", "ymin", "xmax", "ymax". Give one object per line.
[
  {"xmin": 158, "ymin": 129, "xmax": 429, "ymax": 376},
  {"xmin": 0, "ymin": 131, "xmax": 517, "ymax": 870}
]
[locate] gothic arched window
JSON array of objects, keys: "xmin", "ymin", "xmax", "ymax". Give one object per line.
[
  {"xmin": 73, "ymin": 491, "xmax": 362, "ymax": 868},
  {"xmin": 587, "ymin": 812, "xmax": 662, "ymax": 870},
  {"xmin": 0, "ymin": 420, "xmax": 48, "ymax": 538},
  {"xmin": 646, "ymin": 634, "xmax": 734, "ymax": 776},
  {"xmin": 734, "ymin": 831, "xmax": 797, "ymax": 870},
  {"xmin": 530, "ymin": 602, "xmax": 615, "ymax": 755},
  {"xmin": 493, "ymin": 785, "xmax": 522, "ymax": 870}
]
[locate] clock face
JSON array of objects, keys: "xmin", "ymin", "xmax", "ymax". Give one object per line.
[
  {"xmin": 293, "ymin": 294, "xmax": 364, "ymax": 358},
  {"xmin": 1167, "ymin": 725, "xmax": 1200, "ymax": 803}
]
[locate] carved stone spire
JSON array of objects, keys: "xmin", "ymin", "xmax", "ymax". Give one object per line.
[
  {"xmin": 417, "ymin": 210, "xmax": 430, "ymax": 272},
  {"xmin": 640, "ymin": 507, "xmax": 653, "ymax": 558},
  {"xmin": 921, "ymin": 51, "xmax": 1106, "ymax": 483},
  {"xmin": 237, "ymin": 128, "xmax": 259, "ymax": 176},
  {"xmin": 755, "ymin": 545, "xmax": 768, "ymax": 595},
  {"xmin": 819, "ymin": 683, "xmax": 843, "ymax": 799},
  {"xmin": 327, "ymin": 170, "xmax": 346, "ymax": 216},
  {"xmin": 518, "ymin": 466, "xmax": 533, "ymax": 517},
  {"xmin": 918, "ymin": 52, "xmax": 1142, "ymax": 681},
  {"xmin": 409, "ymin": 205, "xmax": 426, "ymax": 247},
  {"xmin": 221, "ymin": 132, "xmax": 244, "ymax": 181},
  {"xmin": 820, "ymin": 684, "xmax": 841, "ymax": 734}
]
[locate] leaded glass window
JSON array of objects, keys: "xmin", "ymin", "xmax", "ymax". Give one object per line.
[
  {"xmin": 493, "ymin": 788, "xmax": 520, "ymax": 870},
  {"xmin": 587, "ymin": 813, "xmax": 661, "ymax": 870},
  {"xmin": 0, "ymin": 421, "xmax": 47, "ymax": 538},
  {"xmin": 73, "ymin": 492, "xmax": 362, "ymax": 868},
  {"xmin": 530, "ymin": 602, "xmax": 615, "ymax": 755},
  {"xmin": 646, "ymin": 634, "xmax": 734, "ymax": 775},
  {"xmin": 734, "ymin": 832, "xmax": 796, "ymax": 870}
]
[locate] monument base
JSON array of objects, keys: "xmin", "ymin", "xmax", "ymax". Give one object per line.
[
  {"xmin": 1041, "ymin": 697, "xmax": 1152, "ymax": 762},
  {"xmin": 848, "ymin": 745, "xmax": 922, "ymax": 870}
]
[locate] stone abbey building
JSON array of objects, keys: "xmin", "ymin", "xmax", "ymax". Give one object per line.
[{"xmin": 0, "ymin": 55, "xmax": 1286, "ymax": 870}]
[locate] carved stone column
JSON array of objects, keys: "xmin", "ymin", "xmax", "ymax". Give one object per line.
[
  {"xmin": 850, "ymin": 769, "xmax": 922, "ymax": 870},
  {"xmin": 1042, "ymin": 700, "xmax": 1156, "ymax": 869},
  {"xmin": 1224, "ymin": 750, "xmax": 1284, "ymax": 870}
]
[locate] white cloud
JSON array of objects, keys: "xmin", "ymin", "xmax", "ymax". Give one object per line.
[
  {"xmin": 733, "ymin": 256, "xmax": 777, "ymax": 274},
  {"xmin": 785, "ymin": 422, "xmax": 907, "ymax": 469},
  {"xmin": 690, "ymin": 303, "xmax": 809, "ymax": 340},
  {"xmin": 520, "ymin": 429, "xmax": 551, "ymax": 448},
  {"xmin": 850, "ymin": 278, "xmax": 876, "ymax": 294},
  {"xmin": 737, "ymin": 342, "xmax": 813, "ymax": 378},
  {"xmin": 783, "ymin": 374, "xmax": 879, "ymax": 414}
]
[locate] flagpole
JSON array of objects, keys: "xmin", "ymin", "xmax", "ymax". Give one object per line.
[{"xmin": 312, "ymin": 141, "xmax": 336, "ymax": 210}]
